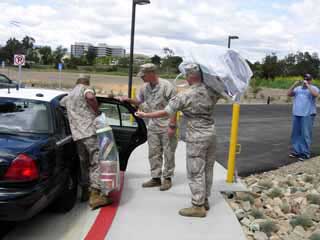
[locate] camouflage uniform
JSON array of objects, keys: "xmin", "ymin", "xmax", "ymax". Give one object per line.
[
  {"xmin": 165, "ymin": 83, "xmax": 218, "ymax": 206},
  {"xmin": 138, "ymin": 78, "xmax": 178, "ymax": 178},
  {"xmin": 60, "ymin": 84, "xmax": 102, "ymax": 190}
]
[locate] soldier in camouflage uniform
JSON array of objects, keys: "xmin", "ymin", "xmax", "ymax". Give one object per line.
[
  {"xmin": 60, "ymin": 74, "xmax": 113, "ymax": 210},
  {"xmin": 119, "ymin": 63, "xmax": 177, "ymax": 191},
  {"xmin": 136, "ymin": 64, "xmax": 218, "ymax": 218}
]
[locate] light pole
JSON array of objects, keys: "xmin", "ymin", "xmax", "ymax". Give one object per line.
[
  {"xmin": 128, "ymin": 0, "xmax": 150, "ymax": 98},
  {"xmin": 228, "ymin": 35, "xmax": 239, "ymax": 49}
]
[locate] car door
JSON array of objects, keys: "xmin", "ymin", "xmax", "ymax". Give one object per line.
[
  {"xmin": 53, "ymin": 105, "xmax": 75, "ymax": 171},
  {"xmin": 97, "ymin": 97, "xmax": 147, "ymax": 171}
]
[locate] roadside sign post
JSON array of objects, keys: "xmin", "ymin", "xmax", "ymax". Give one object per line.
[
  {"xmin": 1, "ymin": 61, "xmax": 5, "ymax": 69},
  {"xmin": 13, "ymin": 54, "xmax": 25, "ymax": 88},
  {"xmin": 58, "ymin": 63, "xmax": 63, "ymax": 89}
]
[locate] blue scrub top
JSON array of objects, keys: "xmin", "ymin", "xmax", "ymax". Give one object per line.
[{"xmin": 292, "ymin": 85, "xmax": 319, "ymax": 116}]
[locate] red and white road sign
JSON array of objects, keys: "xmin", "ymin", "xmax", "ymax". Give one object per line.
[{"xmin": 14, "ymin": 54, "xmax": 26, "ymax": 66}]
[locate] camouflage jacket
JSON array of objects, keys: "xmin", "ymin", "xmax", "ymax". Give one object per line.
[
  {"xmin": 138, "ymin": 78, "xmax": 176, "ymax": 133},
  {"xmin": 165, "ymin": 83, "xmax": 218, "ymax": 142},
  {"xmin": 60, "ymin": 84, "xmax": 96, "ymax": 141}
]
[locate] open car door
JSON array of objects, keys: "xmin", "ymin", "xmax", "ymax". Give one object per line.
[{"xmin": 97, "ymin": 97, "xmax": 147, "ymax": 171}]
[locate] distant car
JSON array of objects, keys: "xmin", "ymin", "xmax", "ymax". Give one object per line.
[
  {"xmin": 0, "ymin": 73, "xmax": 25, "ymax": 89},
  {"xmin": 0, "ymin": 88, "xmax": 147, "ymax": 221}
]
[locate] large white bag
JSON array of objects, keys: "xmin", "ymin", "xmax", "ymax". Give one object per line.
[
  {"xmin": 95, "ymin": 113, "xmax": 120, "ymax": 194},
  {"xmin": 176, "ymin": 44, "xmax": 253, "ymax": 101}
]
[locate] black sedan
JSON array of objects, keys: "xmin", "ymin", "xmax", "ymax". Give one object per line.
[{"xmin": 0, "ymin": 88, "xmax": 147, "ymax": 221}]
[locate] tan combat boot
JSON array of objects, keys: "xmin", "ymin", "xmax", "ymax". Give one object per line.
[
  {"xmin": 179, "ymin": 205, "xmax": 206, "ymax": 218},
  {"xmin": 204, "ymin": 198, "xmax": 210, "ymax": 211},
  {"xmin": 89, "ymin": 188, "xmax": 113, "ymax": 210},
  {"xmin": 142, "ymin": 178, "xmax": 161, "ymax": 188},
  {"xmin": 160, "ymin": 178, "xmax": 172, "ymax": 191}
]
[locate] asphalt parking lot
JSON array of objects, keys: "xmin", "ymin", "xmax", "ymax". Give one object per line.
[{"xmin": 214, "ymin": 104, "xmax": 320, "ymax": 176}]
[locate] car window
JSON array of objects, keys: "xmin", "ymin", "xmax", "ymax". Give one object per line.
[
  {"xmin": 119, "ymin": 105, "xmax": 137, "ymax": 127},
  {"xmin": 55, "ymin": 107, "xmax": 68, "ymax": 137},
  {"xmin": 0, "ymin": 98, "xmax": 51, "ymax": 134},
  {"xmin": 0, "ymin": 75, "xmax": 10, "ymax": 84},
  {"xmin": 99, "ymin": 103, "xmax": 137, "ymax": 127}
]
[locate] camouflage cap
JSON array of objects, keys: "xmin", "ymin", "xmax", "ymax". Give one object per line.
[
  {"xmin": 184, "ymin": 63, "xmax": 200, "ymax": 75},
  {"xmin": 77, "ymin": 73, "xmax": 91, "ymax": 81},
  {"xmin": 137, "ymin": 63, "xmax": 157, "ymax": 77}
]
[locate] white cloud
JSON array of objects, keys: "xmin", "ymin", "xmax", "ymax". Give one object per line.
[{"xmin": 0, "ymin": 0, "xmax": 318, "ymax": 62}]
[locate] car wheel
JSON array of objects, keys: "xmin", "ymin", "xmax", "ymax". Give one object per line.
[{"xmin": 50, "ymin": 169, "xmax": 78, "ymax": 213}]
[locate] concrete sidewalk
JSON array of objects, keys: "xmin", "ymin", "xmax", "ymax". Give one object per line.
[{"xmin": 106, "ymin": 142, "xmax": 247, "ymax": 240}]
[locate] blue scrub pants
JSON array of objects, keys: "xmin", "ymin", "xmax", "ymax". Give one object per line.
[{"xmin": 291, "ymin": 115, "xmax": 315, "ymax": 158}]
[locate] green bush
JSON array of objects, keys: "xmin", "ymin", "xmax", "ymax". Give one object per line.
[
  {"xmin": 310, "ymin": 233, "xmax": 320, "ymax": 240},
  {"xmin": 281, "ymin": 202, "xmax": 290, "ymax": 214},
  {"xmin": 268, "ymin": 188, "xmax": 283, "ymax": 199},
  {"xmin": 307, "ymin": 194, "xmax": 320, "ymax": 205},
  {"xmin": 258, "ymin": 180, "xmax": 273, "ymax": 189},
  {"xmin": 260, "ymin": 220, "xmax": 278, "ymax": 237},
  {"xmin": 290, "ymin": 214, "xmax": 313, "ymax": 229},
  {"xmin": 237, "ymin": 193, "xmax": 255, "ymax": 204},
  {"xmin": 304, "ymin": 175, "xmax": 314, "ymax": 183},
  {"xmin": 251, "ymin": 208, "xmax": 264, "ymax": 219}
]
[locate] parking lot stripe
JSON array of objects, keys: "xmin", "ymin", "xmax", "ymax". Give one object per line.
[{"xmin": 84, "ymin": 172, "xmax": 125, "ymax": 240}]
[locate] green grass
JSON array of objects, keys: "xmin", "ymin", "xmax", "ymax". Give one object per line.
[{"xmin": 253, "ymin": 77, "xmax": 320, "ymax": 89}]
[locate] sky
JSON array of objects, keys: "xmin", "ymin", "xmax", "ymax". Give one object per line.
[{"xmin": 0, "ymin": 0, "xmax": 319, "ymax": 62}]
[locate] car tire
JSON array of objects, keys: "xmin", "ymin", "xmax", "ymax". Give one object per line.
[{"xmin": 50, "ymin": 169, "xmax": 78, "ymax": 213}]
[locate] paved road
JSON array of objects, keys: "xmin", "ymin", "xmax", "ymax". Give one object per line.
[{"xmin": 213, "ymin": 104, "xmax": 320, "ymax": 176}]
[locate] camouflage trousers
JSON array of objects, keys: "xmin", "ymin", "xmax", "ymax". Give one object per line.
[
  {"xmin": 148, "ymin": 130, "xmax": 177, "ymax": 178},
  {"xmin": 76, "ymin": 135, "xmax": 102, "ymax": 191},
  {"xmin": 186, "ymin": 135, "xmax": 216, "ymax": 206}
]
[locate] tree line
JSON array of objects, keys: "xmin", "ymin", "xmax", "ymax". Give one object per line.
[
  {"xmin": 0, "ymin": 36, "xmax": 319, "ymax": 79},
  {"xmin": 0, "ymin": 36, "xmax": 67, "ymax": 68},
  {"xmin": 248, "ymin": 52, "xmax": 320, "ymax": 79}
]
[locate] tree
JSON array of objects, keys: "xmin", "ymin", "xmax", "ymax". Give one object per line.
[
  {"xmin": 3, "ymin": 38, "xmax": 24, "ymax": 64},
  {"xmin": 53, "ymin": 46, "xmax": 67, "ymax": 67},
  {"xmin": 261, "ymin": 53, "xmax": 280, "ymax": 80},
  {"xmin": 39, "ymin": 46, "xmax": 53, "ymax": 65},
  {"xmin": 161, "ymin": 56, "xmax": 183, "ymax": 73},
  {"xmin": 163, "ymin": 47, "xmax": 174, "ymax": 57},
  {"xmin": 151, "ymin": 55, "xmax": 161, "ymax": 65},
  {"xmin": 85, "ymin": 47, "xmax": 97, "ymax": 65},
  {"xmin": 118, "ymin": 56, "xmax": 130, "ymax": 68},
  {"xmin": 22, "ymin": 36, "xmax": 36, "ymax": 62}
]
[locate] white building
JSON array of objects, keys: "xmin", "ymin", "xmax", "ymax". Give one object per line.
[
  {"xmin": 96, "ymin": 44, "xmax": 112, "ymax": 57},
  {"xmin": 109, "ymin": 45, "xmax": 126, "ymax": 57},
  {"xmin": 71, "ymin": 42, "xmax": 125, "ymax": 58},
  {"xmin": 96, "ymin": 43, "xmax": 125, "ymax": 57},
  {"xmin": 71, "ymin": 42, "xmax": 94, "ymax": 58}
]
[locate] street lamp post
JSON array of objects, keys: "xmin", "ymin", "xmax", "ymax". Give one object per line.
[
  {"xmin": 228, "ymin": 35, "xmax": 239, "ymax": 49},
  {"xmin": 128, "ymin": 0, "xmax": 150, "ymax": 98}
]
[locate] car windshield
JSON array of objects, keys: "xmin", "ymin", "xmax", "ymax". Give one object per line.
[{"xmin": 0, "ymin": 98, "xmax": 50, "ymax": 134}]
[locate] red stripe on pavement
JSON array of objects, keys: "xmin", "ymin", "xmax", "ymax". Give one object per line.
[{"xmin": 85, "ymin": 172, "xmax": 125, "ymax": 240}]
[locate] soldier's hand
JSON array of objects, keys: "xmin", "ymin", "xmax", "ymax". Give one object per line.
[
  {"xmin": 115, "ymin": 96, "xmax": 129, "ymax": 102},
  {"xmin": 135, "ymin": 110, "xmax": 145, "ymax": 118}
]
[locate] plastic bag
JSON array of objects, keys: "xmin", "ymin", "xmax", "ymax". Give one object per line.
[
  {"xmin": 176, "ymin": 44, "xmax": 253, "ymax": 101},
  {"xmin": 95, "ymin": 113, "xmax": 120, "ymax": 194}
]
